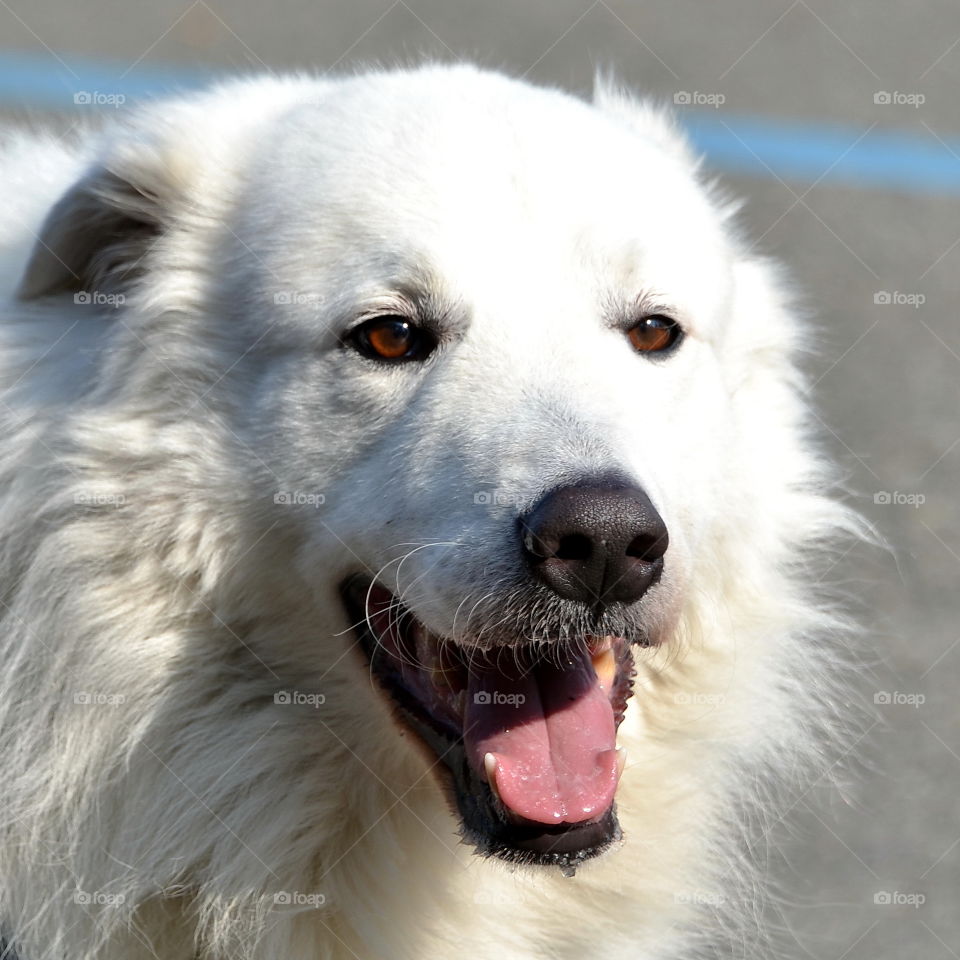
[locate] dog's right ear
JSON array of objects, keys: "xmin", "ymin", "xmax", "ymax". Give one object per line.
[
  {"xmin": 16, "ymin": 140, "xmax": 190, "ymax": 301},
  {"xmin": 592, "ymin": 73, "xmax": 699, "ymax": 171}
]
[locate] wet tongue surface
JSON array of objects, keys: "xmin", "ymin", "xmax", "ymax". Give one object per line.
[{"xmin": 463, "ymin": 648, "xmax": 618, "ymax": 825}]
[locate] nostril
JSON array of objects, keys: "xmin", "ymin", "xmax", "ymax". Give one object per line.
[
  {"xmin": 554, "ymin": 533, "xmax": 592, "ymax": 561},
  {"xmin": 625, "ymin": 533, "xmax": 667, "ymax": 563}
]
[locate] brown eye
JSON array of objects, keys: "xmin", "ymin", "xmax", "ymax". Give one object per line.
[
  {"xmin": 349, "ymin": 316, "xmax": 435, "ymax": 362},
  {"xmin": 627, "ymin": 315, "xmax": 682, "ymax": 354}
]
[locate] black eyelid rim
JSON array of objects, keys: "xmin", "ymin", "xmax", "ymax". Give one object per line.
[
  {"xmin": 601, "ymin": 289, "xmax": 683, "ymax": 332},
  {"xmin": 625, "ymin": 313, "xmax": 684, "ymax": 356},
  {"xmin": 344, "ymin": 313, "xmax": 438, "ymax": 362},
  {"xmin": 617, "ymin": 309, "xmax": 679, "ymax": 333},
  {"xmin": 342, "ymin": 308, "xmax": 417, "ymax": 338}
]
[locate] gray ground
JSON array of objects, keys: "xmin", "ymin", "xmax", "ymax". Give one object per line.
[{"xmin": 1, "ymin": 1, "xmax": 958, "ymax": 956}]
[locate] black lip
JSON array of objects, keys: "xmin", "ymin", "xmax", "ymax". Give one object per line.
[{"xmin": 341, "ymin": 575, "xmax": 625, "ymax": 870}]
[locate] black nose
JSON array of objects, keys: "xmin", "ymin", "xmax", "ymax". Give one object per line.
[{"xmin": 520, "ymin": 480, "xmax": 668, "ymax": 606}]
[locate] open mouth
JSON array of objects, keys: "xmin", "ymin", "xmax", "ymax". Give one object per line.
[{"xmin": 342, "ymin": 576, "xmax": 637, "ymax": 870}]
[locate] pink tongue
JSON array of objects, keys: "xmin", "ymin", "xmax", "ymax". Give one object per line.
[{"xmin": 463, "ymin": 649, "xmax": 618, "ymax": 825}]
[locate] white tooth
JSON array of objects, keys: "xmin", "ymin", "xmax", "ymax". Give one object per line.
[
  {"xmin": 616, "ymin": 746, "xmax": 627, "ymax": 780},
  {"xmin": 588, "ymin": 635, "xmax": 614, "ymax": 655},
  {"xmin": 592, "ymin": 647, "xmax": 616, "ymax": 689},
  {"xmin": 484, "ymin": 752, "xmax": 501, "ymax": 802}
]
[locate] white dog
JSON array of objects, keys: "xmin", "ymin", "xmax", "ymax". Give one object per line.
[{"xmin": 0, "ymin": 64, "xmax": 858, "ymax": 959}]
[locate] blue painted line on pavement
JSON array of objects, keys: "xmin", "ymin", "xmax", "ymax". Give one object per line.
[{"xmin": 0, "ymin": 52, "xmax": 957, "ymax": 195}]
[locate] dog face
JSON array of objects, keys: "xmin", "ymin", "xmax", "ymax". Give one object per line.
[
  {"xmin": 240, "ymin": 74, "xmax": 734, "ymax": 594},
  {"xmin": 17, "ymin": 66, "xmax": 766, "ymax": 873},
  {"xmin": 233, "ymin": 74, "xmax": 738, "ymax": 609},
  {"xmin": 226, "ymin": 70, "xmax": 744, "ymax": 864}
]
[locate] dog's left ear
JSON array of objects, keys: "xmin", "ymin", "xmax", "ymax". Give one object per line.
[{"xmin": 16, "ymin": 138, "xmax": 192, "ymax": 301}]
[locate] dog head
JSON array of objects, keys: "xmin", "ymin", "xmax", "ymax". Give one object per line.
[{"xmin": 17, "ymin": 65, "xmax": 811, "ymax": 872}]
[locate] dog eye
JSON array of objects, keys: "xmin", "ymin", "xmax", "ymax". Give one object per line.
[
  {"xmin": 348, "ymin": 316, "xmax": 435, "ymax": 362},
  {"xmin": 626, "ymin": 315, "xmax": 682, "ymax": 354}
]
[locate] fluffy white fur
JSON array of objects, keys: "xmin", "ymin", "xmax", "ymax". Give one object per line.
[{"xmin": 0, "ymin": 64, "xmax": 859, "ymax": 959}]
